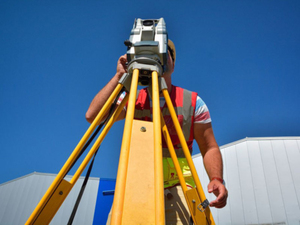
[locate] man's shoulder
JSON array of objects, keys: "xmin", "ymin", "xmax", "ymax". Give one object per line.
[
  {"xmin": 173, "ymin": 85, "xmax": 195, "ymax": 92},
  {"xmin": 173, "ymin": 85, "xmax": 198, "ymax": 97}
]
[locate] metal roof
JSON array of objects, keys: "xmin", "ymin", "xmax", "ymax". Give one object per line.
[{"xmin": 193, "ymin": 136, "xmax": 300, "ymax": 158}]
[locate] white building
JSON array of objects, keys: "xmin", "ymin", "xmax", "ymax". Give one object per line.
[
  {"xmin": 1, "ymin": 137, "xmax": 300, "ymax": 224},
  {"xmin": 194, "ymin": 137, "xmax": 300, "ymax": 225}
]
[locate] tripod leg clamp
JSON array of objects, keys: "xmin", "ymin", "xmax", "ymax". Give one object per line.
[{"xmin": 197, "ymin": 199, "xmax": 210, "ymax": 212}]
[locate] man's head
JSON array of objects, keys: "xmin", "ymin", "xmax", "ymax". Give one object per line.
[{"xmin": 164, "ymin": 39, "xmax": 176, "ymax": 77}]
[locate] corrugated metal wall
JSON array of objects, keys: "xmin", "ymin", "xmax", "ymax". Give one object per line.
[
  {"xmin": 193, "ymin": 137, "xmax": 300, "ymax": 225},
  {"xmin": 0, "ymin": 172, "xmax": 99, "ymax": 225}
]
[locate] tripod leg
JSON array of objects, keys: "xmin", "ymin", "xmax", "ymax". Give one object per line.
[
  {"xmin": 151, "ymin": 71, "xmax": 165, "ymax": 224},
  {"xmin": 161, "ymin": 113, "xmax": 209, "ymax": 225},
  {"xmin": 111, "ymin": 69, "xmax": 165, "ymax": 224},
  {"xmin": 119, "ymin": 119, "xmax": 156, "ymax": 224},
  {"xmin": 160, "ymin": 113, "xmax": 188, "ymax": 193},
  {"xmin": 26, "ymin": 84, "xmax": 125, "ymax": 225},
  {"xmin": 111, "ymin": 68, "xmax": 140, "ymax": 224},
  {"xmin": 161, "ymin": 88, "xmax": 215, "ymax": 225},
  {"xmin": 70, "ymin": 93, "xmax": 129, "ymax": 184}
]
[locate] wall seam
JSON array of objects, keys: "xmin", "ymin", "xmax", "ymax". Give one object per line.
[
  {"xmin": 235, "ymin": 144, "xmax": 246, "ymax": 224},
  {"xmin": 258, "ymin": 140, "xmax": 273, "ymax": 224},
  {"xmin": 270, "ymin": 140, "xmax": 288, "ymax": 223},
  {"xmin": 246, "ymin": 140, "xmax": 260, "ymax": 224}
]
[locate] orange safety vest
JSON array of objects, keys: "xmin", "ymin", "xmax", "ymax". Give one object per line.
[{"xmin": 134, "ymin": 85, "xmax": 197, "ymax": 188}]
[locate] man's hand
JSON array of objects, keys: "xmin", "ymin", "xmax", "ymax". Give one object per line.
[
  {"xmin": 116, "ymin": 54, "xmax": 128, "ymax": 79},
  {"xmin": 208, "ymin": 179, "xmax": 228, "ymax": 208}
]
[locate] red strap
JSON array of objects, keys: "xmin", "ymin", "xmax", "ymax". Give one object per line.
[{"xmin": 211, "ymin": 177, "xmax": 223, "ymax": 183}]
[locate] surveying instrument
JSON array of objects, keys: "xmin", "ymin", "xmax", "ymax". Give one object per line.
[{"xmin": 26, "ymin": 18, "xmax": 215, "ymax": 224}]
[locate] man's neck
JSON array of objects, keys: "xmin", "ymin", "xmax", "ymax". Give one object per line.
[{"xmin": 164, "ymin": 76, "xmax": 172, "ymax": 94}]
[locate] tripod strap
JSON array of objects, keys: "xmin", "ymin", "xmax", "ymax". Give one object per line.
[
  {"xmin": 66, "ymin": 123, "xmax": 102, "ymax": 175},
  {"xmin": 67, "ymin": 150, "xmax": 98, "ymax": 225}
]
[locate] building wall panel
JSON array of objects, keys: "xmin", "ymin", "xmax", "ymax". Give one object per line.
[
  {"xmin": 236, "ymin": 141, "xmax": 258, "ymax": 225},
  {"xmin": 260, "ymin": 140, "xmax": 287, "ymax": 224},
  {"xmin": 225, "ymin": 145, "xmax": 245, "ymax": 224},
  {"xmin": 193, "ymin": 137, "xmax": 300, "ymax": 225},
  {"xmin": 247, "ymin": 140, "xmax": 273, "ymax": 224},
  {"xmin": 282, "ymin": 140, "xmax": 300, "ymax": 224},
  {"xmin": 0, "ymin": 173, "xmax": 99, "ymax": 225}
]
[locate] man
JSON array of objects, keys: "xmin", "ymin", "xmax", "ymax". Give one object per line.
[{"xmin": 86, "ymin": 40, "xmax": 228, "ymax": 224}]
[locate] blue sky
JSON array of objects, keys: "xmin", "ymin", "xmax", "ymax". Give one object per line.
[{"xmin": 1, "ymin": 1, "xmax": 299, "ymax": 184}]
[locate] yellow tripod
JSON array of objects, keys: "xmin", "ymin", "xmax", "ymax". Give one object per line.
[{"xmin": 26, "ymin": 65, "xmax": 215, "ymax": 224}]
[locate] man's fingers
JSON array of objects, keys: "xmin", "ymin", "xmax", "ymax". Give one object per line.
[
  {"xmin": 209, "ymin": 192, "xmax": 227, "ymax": 208},
  {"xmin": 207, "ymin": 180, "xmax": 228, "ymax": 208}
]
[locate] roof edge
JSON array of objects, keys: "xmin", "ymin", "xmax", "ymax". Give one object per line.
[
  {"xmin": 0, "ymin": 171, "xmax": 100, "ymax": 186},
  {"xmin": 220, "ymin": 136, "xmax": 300, "ymax": 149},
  {"xmin": 192, "ymin": 136, "xmax": 300, "ymax": 159}
]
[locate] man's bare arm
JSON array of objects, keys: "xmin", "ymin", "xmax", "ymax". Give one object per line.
[
  {"xmin": 86, "ymin": 54, "xmax": 127, "ymax": 123},
  {"xmin": 194, "ymin": 122, "xmax": 228, "ymax": 208}
]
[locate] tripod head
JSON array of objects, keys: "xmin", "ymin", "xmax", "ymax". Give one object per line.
[{"xmin": 124, "ymin": 18, "xmax": 168, "ymax": 86}]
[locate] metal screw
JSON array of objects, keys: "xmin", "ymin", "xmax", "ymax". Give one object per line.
[
  {"xmin": 59, "ymin": 191, "xmax": 63, "ymax": 195},
  {"xmin": 140, "ymin": 127, "xmax": 147, "ymax": 132}
]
